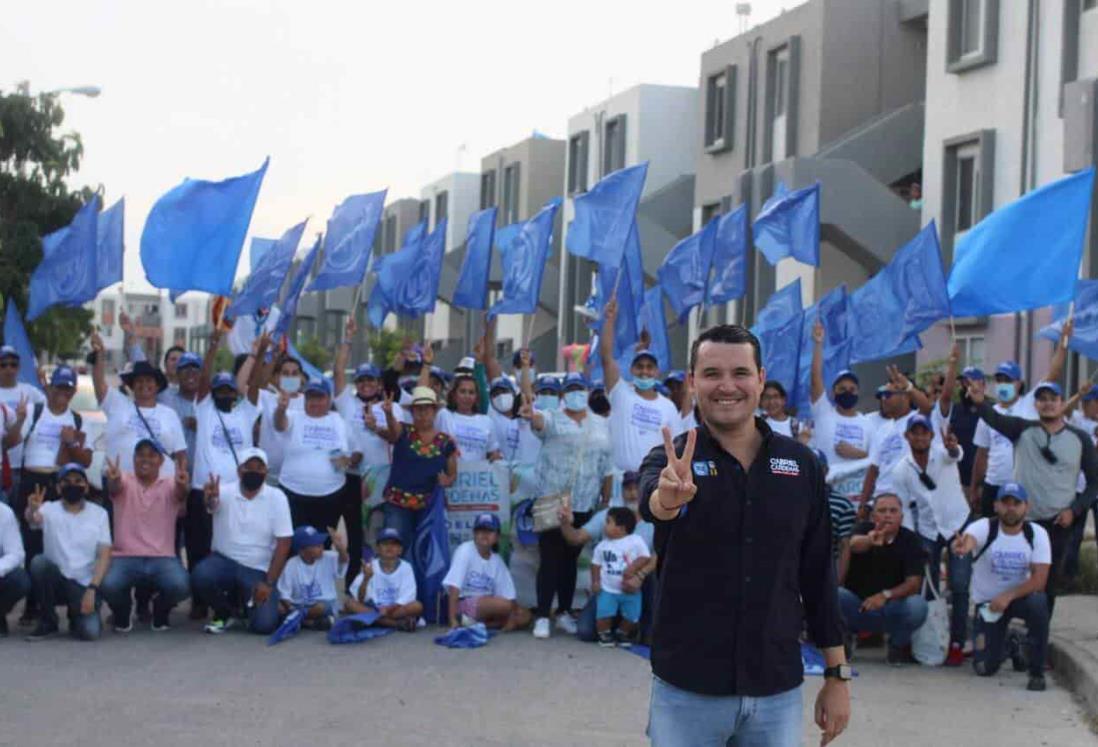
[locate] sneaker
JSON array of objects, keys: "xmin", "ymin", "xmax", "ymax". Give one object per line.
[
  {"xmin": 25, "ymin": 623, "xmax": 59, "ymax": 642},
  {"xmin": 944, "ymin": 642, "xmax": 965, "ymax": 667},
  {"xmin": 614, "ymin": 630, "xmax": 633, "ymax": 649},
  {"xmin": 204, "ymin": 617, "xmax": 235, "ymax": 635},
  {"xmin": 151, "ymin": 612, "xmax": 171, "ymax": 632},
  {"xmin": 597, "ymin": 631, "xmax": 615, "ymax": 647},
  {"xmin": 460, "ymin": 613, "xmax": 477, "ymax": 628},
  {"xmin": 555, "ymin": 613, "xmax": 578, "ymax": 635},
  {"xmin": 1027, "ymin": 674, "xmax": 1047, "ymax": 692},
  {"xmin": 113, "ymin": 609, "xmax": 134, "ymax": 634},
  {"xmin": 532, "ymin": 617, "xmax": 551, "ymax": 639}
]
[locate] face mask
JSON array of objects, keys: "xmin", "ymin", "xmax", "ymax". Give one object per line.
[
  {"xmin": 834, "ymin": 391, "xmax": 859, "ymax": 410},
  {"xmin": 214, "ymin": 395, "xmax": 235, "ymax": 413},
  {"xmin": 633, "ymin": 377, "xmax": 658, "ymax": 392},
  {"xmin": 280, "ymin": 376, "xmax": 301, "ymax": 394},
  {"xmin": 589, "ymin": 392, "xmax": 610, "ymax": 416},
  {"xmin": 240, "ymin": 471, "xmax": 266, "ymax": 491},
  {"xmin": 60, "ymin": 485, "xmax": 85, "ymax": 504},
  {"xmin": 563, "ymin": 390, "xmax": 589, "ymax": 412},
  {"xmin": 535, "ymin": 394, "xmax": 559, "ymax": 411},
  {"xmin": 491, "ymin": 393, "xmax": 515, "ymax": 413},
  {"xmin": 995, "ymin": 383, "xmax": 1016, "ymax": 403}
]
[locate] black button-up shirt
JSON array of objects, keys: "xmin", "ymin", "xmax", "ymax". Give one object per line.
[{"xmin": 639, "ymin": 418, "xmax": 844, "ymax": 697}]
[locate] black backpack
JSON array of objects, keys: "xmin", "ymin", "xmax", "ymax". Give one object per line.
[{"xmin": 972, "ymin": 518, "xmax": 1034, "ymax": 563}]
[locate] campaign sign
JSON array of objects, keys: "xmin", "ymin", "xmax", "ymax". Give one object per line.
[{"xmin": 444, "ymin": 460, "xmax": 512, "ymax": 551}]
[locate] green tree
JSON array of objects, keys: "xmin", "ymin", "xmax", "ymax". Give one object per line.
[
  {"xmin": 0, "ymin": 88, "xmax": 98, "ymax": 358},
  {"xmin": 368, "ymin": 327, "xmax": 404, "ymax": 368},
  {"xmin": 295, "ymin": 336, "xmax": 332, "ymax": 372}
]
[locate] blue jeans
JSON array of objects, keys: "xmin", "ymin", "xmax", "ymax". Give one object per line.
[
  {"xmin": 29, "ymin": 555, "xmax": 102, "ymax": 640},
  {"xmin": 101, "ymin": 556, "xmax": 191, "ymax": 623},
  {"xmin": 972, "ymin": 592, "xmax": 1049, "ymax": 678},
  {"xmin": 648, "ymin": 676, "xmax": 802, "ymax": 747},
  {"xmin": 382, "ymin": 502, "xmax": 423, "ymax": 557},
  {"xmin": 922, "ymin": 534, "xmax": 972, "ymax": 644},
  {"xmin": 838, "ymin": 587, "xmax": 928, "ymax": 647},
  {"xmin": 0, "ymin": 567, "xmax": 31, "ymax": 616},
  {"xmin": 190, "ymin": 553, "xmax": 281, "ymax": 634}
]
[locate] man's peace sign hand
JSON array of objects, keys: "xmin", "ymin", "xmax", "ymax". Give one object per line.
[{"xmin": 656, "ymin": 426, "xmax": 698, "ymax": 512}]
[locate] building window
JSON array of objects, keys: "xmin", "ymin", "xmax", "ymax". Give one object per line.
[
  {"xmin": 942, "ymin": 130, "xmax": 995, "ymax": 248},
  {"xmin": 766, "ymin": 41, "xmax": 798, "ymax": 163},
  {"xmin": 955, "ymin": 147, "xmax": 977, "ymax": 231},
  {"xmin": 480, "ymin": 170, "xmax": 497, "ymax": 210},
  {"xmin": 957, "ymin": 335, "xmax": 986, "ymax": 369},
  {"xmin": 502, "ymin": 163, "xmax": 521, "ymax": 224},
  {"xmin": 1085, "ymin": 0, "xmax": 1097, "ymax": 10},
  {"xmin": 173, "ymin": 328, "xmax": 186, "ymax": 345},
  {"xmin": 174, "ymin": 303, "xmax": 187, "ymax": 320},
  {"xmin": 418, "ymin": 199, "xmax": 430, "ymax": 227},
  {"xmin": 434, "ymin": 191, "xmax": 449, "ymax": 225},
  {"xmin": 701, "ymin": 202, "xmax": 722, "ymax": 225},
  {"xmin": 946, "ymin": 0, "xmax": 999, "ymax": 73},
  {"xmin": 101, "ymin": 299, "xmax": 115, "ymax": 326},
  {"xmin": 603, "ymin": 115, "xmax": 627, "ymax": 175},
  {"xmin": 324, "ymin": 311, "xmax": 345, "ymax": 347},
  {"xmin": 568, "ymin": 131, "xmax": 590, "ymax": 194},
  {"xmin": 704, "ymin": 66, "xmax": 736, "ymax": 153},
  {"xmin": 383, "ymin": 214, "xmax": 397, "ymax": 253}
]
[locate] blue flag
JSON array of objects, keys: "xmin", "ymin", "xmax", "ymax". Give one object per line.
[
  {"xmin": 228, "ymin": 219, "xmax": 308, "ymax": 319},
  {"xmin": 412, "ymin": 488, "xmax": 451, "ymax": 625},
  {"xmin": 949, "ymin": 167, "xmax": 1095, "ymax": 316},
  {"xmin": 494, "ymin": 222, "xmax": 522, "ymax": 252},
  {"xmin": 752, "ymin": 279, "xmax": 803, "ymax": 333},
  {"xmin": 28, "ymin": 195, "xmax": 102, "ymax": 321},
  {"xmin": 249, "ymin": 237, "xmax": 277, "ymax": 273},
  {"xmin": 367, "ymin": 220, "xmax": 427, "ymax": 326},
  {"xmin": 708, "ymin": 204, "xmax": 749, "ymax": 304},
  {"xmin": 566, "ymin": 163, "xmax": 648, "ymax": 268},
  {"xmin": 592, "ymin": 223, "xmax": 645, "ymax": 358},
  {"xmin": 849, "ymin": 223, "xmax": 949, "ymax": 363},
  {"xmin": 401, "ymin": 218, "xmax": 448, "ymax": 317},
  {"xmin": 453, "ymin": 207, "xmax": 497, "ymax": 310},
  {"xmin": 272, "ymin": 235, "xmax": 321, "ymax": 344},
  {"xmin": 1039, "ymin": 279, "xmax": 1098, "ymax": 361},
  {"xmin": 309, "ymin": 189, "xmax": 387, "ymax": 292},
  {"xmin": 95, "ymin": 197, "xmax": 124, "ymax": 291},
  {"xmin": 657, "ymin": 217, "xmax": 717, "ymax": 324},
  {"xmin": 3, "ymin": 300, "xmax": 41, "ymax": 390},
  {"xmin": 752, "ymin": 182, "xmax": 820, "ymax": 266},
  {"xmin": 640, "ymin": 284, "xmax": 672, "ymax": 373},
  {"xmin": 757, "ymin": 311, "xmax": 804, "ymax": 396},
  {"xmin": 489, "ymin": 198, "xmax": 561, "ymax": 319},
  {"xmin": 791, "ymin": 285, "xmax": 851, "ymax": 413},
  {"xmin": 140, "ymin": 157, "xmax": 268, "ymax": 296}
]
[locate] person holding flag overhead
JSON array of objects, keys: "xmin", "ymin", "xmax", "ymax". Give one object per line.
[{"xmin": 237, "ymin": 331, "xmax": 306, "ymax": 483}]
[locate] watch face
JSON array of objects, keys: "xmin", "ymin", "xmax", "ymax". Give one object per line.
[{"xmin": 839, "ymin": 665, "xmax": 853, "ymax": 680}]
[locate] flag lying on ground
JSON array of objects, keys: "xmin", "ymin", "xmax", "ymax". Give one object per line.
[
  {"xmin": 309, "ymin": 189, "xmax": 387, "ymax": 292},
  {"xmin": 328, "ymin": 611, "xmax": 395, "ymax": 645},
  {"xmin": 453, "ymin": 207, "xmax": 498, "ymax": 310},
  {"xmin": 566, "ymin": 163, "xmax": 648, "ymax": 268},
  {"xmin": 434, "ymin": 623, "xmax": 494, "ymax": 649},
  {"xmin": 28, "ymin": 195, "xmax": 102, "ymax": 321},
  {"xmin": 141, "ymin": 157, "xmax": 268, "ymax": 296},
  {"xmin": 3, "ymin": 299, "xmax": 42, "ymax": 390},
  {"xmin": 1039, "ymin": 279, "xmax": 1098, "ymax": 361},
  {"xmin": 657, "ymin": 217, "xmax": 717, "ymax": 324},
  {"xmin": 228, "ymin": 219, "xmax": 308, "ymax": 319},
  {"xmin": 488, "ymin": 198, "xmax": 561, "ymax": 319},
  {"xmin": 753, "ymin": 182, "xmax": 820, "ymax": 266},
  {"xmin": 948, "ymin": 167, "xmax": 1095, "ymax": 316},
  {"xmin": 95, "ymin": 197, "xmax": 125, "ymax": 291},
  {"xmin": 708, "ymin": 204, "xmax": 749, "ymax": 304}
]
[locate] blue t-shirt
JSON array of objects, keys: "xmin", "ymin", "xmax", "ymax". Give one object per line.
[
  {"xmin": 384, "ymin": 427, "xmax": 457, "ymax": 508},
  {"xmin": 582, "ymin": 509, "xmax": 654, "ymax": 551}
]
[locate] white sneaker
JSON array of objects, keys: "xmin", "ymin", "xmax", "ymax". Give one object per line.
[
  {"xmin": 555, "ymin": 613, "xmax": 578, "ymax": 635},
  {"xmin": 533, "ymin": 617, "xmax": 551, "ymax": 639},
  {"xmin": 460, "ymin": 613, "xmax": 477, "ymax": 628}
]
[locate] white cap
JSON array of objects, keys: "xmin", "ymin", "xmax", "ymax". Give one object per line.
[
  {"xmin": 237, "ymin": 447, "xmax": 268, "ymax": 467},
  {"xmin": 457, "ymin": 356, "xmax": 476, "ymax": 372}
]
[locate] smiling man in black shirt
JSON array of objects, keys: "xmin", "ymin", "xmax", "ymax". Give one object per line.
[{"xmin": 640, "ymin": 325, "xmax": 850, "ymax": 747}]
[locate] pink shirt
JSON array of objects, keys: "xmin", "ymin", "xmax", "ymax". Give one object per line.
[{"xmin": 112, "ymin": 473, "xmax": 183, "ymax": 557}]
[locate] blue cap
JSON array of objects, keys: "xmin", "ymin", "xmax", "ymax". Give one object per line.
[
  {"xmin": 514, "ymin": 499, "xmax": 537, "ymax": 546},
  {"xmin": 562, "ymin": 372, "xmax": 589, "ymax": 390},
  {"xmin": 663, "ymin": 371, "xmax": 685, "ymax": 385},
  {"xmin": 473, "ymin": 513, "xmax": 501, "ymax": 532},
  {"xmin": 590, "ymin": 379, "xmax": 606, "ymax": 392},
  {"xmin": 376, "ymin": 527, "xmax": 403, "ymax": 545},
  {"xmin": 292, "ymin": 525, "xmax": 328, "ymax": 551},
  {"xmin": 404, "ymin": 350, "xmax": 423, "ymax": 365},
  {"xmin": 211, "ymin": 372, "xmax": 237, "ymax": 392},
  {"xmin": 354, "ymin": 364, "xmax": 381, "ymax": 381},
  {"xmin": 996, "ymin": 482, "xmax": 1029, "ymax": 502},
  {"xmin": 176, "ymin": 352, "xmax": 202, "ymax": 370},
  {"xmin": 1083, "ymin": 385, "xmax": 1098, "ymax": 402},
  {"xmin": 1034, "ymin": 381, "xmax": 1063, "ymax": 398},
  {"xmin": 50, "ymin": 365, "xmax": 76, "ymax": 388},
  {"xmin": 429, "ymin": 366, "xmax": 451, "ymax": 383},
  {"xmin": 534, "ymin": 375, "xmax": 561, "ymax": 394},
  {"xmin": 832, "ymin": 369, "xmax": 859, "ymax": 388},
  {"xmin": 905, "ymin": 414, "xmax": 933, "ymax": 433},
  {"xmin": 0, "ymin": 345, "xmax": 19, "ymax": 361},
  {"xmin": 304, "ymin": 378, "xmax": 331, "ymax": 396},
  {"xmin": 995, "ymin": 360, "xmax": 1023, "ymax": 381},
  {"xmin": 621, "ymin": 471, "xmax": 640, "ymax": 486},
  {"xmin": 961, "ymin": 366, "xmax": 985, "ymax": 381},
  {"xmin": 57, "ymin": 463, "xmax": 87, "ymax": 480},
  {"xmin": 489, "ymin": 376, "xmax": 516, "ymax": 393},
  {"xmin": 133, "ymin": 437, "xmax": 162, "ymax": 454},
  {"xmin": 631, "ymin": 348, "xmax": 660, "ymax": 368},
  {"xmin": 655, "ymin": 383, "xmax": 671, "ymax": 397}
]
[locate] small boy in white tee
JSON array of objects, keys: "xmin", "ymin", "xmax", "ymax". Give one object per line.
[
  {"xmin": 591, "ymin": 507, "xmax": 651, "ymax": 648},
  {"xmin": 345, "ymin": 527, "xmax": 423, "ymax": 631},
  {"xmin": 277, "ymin": 525, "xmax": 348, "ymax": 630}
]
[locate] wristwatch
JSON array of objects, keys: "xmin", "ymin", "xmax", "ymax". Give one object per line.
[
  {"xmin": 86, "ymin": 583, "xmax": 99, "ymax": 591},
  {"xmin": 823, "ymin": 665, "xmax": 853, "ymax": 682},
  {"xmin": 881, "ymin": 589, "xmax": 893, "ymax": 600}
]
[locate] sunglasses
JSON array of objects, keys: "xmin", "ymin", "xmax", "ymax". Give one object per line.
[{"xmin": 1040, "ymin": 432, "xmax": 1058, "ymax": 465}]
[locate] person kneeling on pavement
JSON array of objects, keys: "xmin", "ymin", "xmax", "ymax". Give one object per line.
[
  {"xmin": 591, "ymin": 507, "xmax": 650, "ymax": 648},
  {"xmin": 101, "ymin": 441, "xmax": 192, "ymax": 633},
  {"xmin": 443, "ymin": 513, "xmax": 531, "ymax": 632},
  {"xmin": 951, "ymin": 482, "xmax": 1051, "ymax": 692},
  {"xmin": 345, "ymin": 527, "xmax": 423, "ymax": 631},
  {"xmin": 276, "ymin": 525, "xmax": 348, "ymax": 631},
  {"xmin": 24, "ymin": 464, "xmax": 111, "ymax": 641},
  {"xmin": 191, "ymin": 448, "xmax": 292, "ymax": 635},
  {"xmin": 0, "ymin": 499, "xmax": 30, "ymax": 637},
  {"xmin": 839, "ymin": 493, "xmax": 928, "ymax": 665}
]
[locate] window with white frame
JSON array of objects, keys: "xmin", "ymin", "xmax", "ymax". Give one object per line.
[
  {"xmin": 957, "ymin": 335, "xmax": 986, "ymax": 369},
  {"xmin": 943, "ymin": 130, "xmax": 994, "ymax": 247},
  {"xmin": 502, "ymin": 163, "xmax": 521, "ymax": 224},
  {"xmin": 947, "ymin": 0, "xmax": 998, "ymax": 72},
  {"xmin": 603, "ymin": 115, "xmax": 626, "ymax": 175},
  {"xmin": 704, "ymin": 68, "xmax": 735, "ymax": 152},
  {"xmin": 174, "ymin": 303, "xmax": 187, "ymax": 320}
]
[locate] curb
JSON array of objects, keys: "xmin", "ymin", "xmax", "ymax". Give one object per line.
[{"xmin": 1049, "ymin": 634, "xmax": 1098, "ymax": 721}]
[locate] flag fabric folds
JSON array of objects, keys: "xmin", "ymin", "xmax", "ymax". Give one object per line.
[
  {"xmin": 249, "ymin": 237, "xmax": 277, "ymax": 273},
  {"xmin": 309, "ymin": 189, "xmax": 387, "ymax": 292},
  {"xmin": 367, "ymin": 220, "xmax": 428, "ymax": 327},
  {"xmin": 228, "ymin": 219, "xmax": 308, "ymax": 319},
  {"xmin": 3, "ymin": 299, "xmax": 42, "ymax": 390},
  {"xmin": 752, "ymin": 182, "xmax": 821, "ymax": 266},
  {"xmin": 752, "ymin": 279, "xmax": 802, "ymax": 333},
  {"xmin": 453, "ymin": 207, "xmax": 497, "ymax": 310},
  {"xmin": 566, "ymin": 163, "xmax": 648, "ymax": 268},
  {"xmin": 791, "ymin": 285, "xmax": 851, "ymax": 412},
  {"xmin": 1039, "ymin": 279, "xmax": 1098, "ymax": 361},
  {"xmin": 140, "ymin": 157, "xmax": 268, "ymax": 296},
  {"xmin": 640, "ymin": 284, "xmax": 672, "ymax": 375},
  {"xmin": 398, "ymin": 218, "xmax": 448, "ymax": 317},
  {"xmin": 272, "ymin": 235, "xmax": 321, "ymax": 343},
  {"xmin": 708, "ymin": 204, "xmax": 749, "ymax": 304},
  {"xmin": 657, "ymin": 217, "xmax": 717, "ymax": 324},
  {"xmin": 489, "ymin": 198, "xmax": 561, "ymax": 319},
  {"xmin": 412, "ymin": 488, "xmax": 451, "ymax": 625},
  {"xmin": 95, "ymin": 197, "xmax": 125, "ymax": 291},
  {"xmin": 28, "ymin": 195, "xmax": 102, "ymax": 321},
  {"xmin": 751, "ymin": 279, "xmax": 805, "ymax": 397},
  {"xmin": 948, "ymin": 167, "xmax": 1095, "ymax": 316}
]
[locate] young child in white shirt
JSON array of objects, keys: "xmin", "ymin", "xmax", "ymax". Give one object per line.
[
  {"xmin": 277, "ymin": 525, "xmax": 348, "ymax": 630},
  {"xmin": 591, "ymin": 507, "xmax": 651, "ymax": 648},
  {"xmin": 345, "ymin": 528, "xmax": 423, "ymax": 631},
  {"xmin": 442, "ymin": 513, "xmax": 532, "ymax": 632}
]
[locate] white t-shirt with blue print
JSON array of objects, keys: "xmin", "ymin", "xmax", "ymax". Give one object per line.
[{"xmin": 442, "ymin": 541, "xmax": 516, "ymax": 600}]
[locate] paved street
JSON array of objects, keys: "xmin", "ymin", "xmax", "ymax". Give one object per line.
[{"xmin": 1, "ymin": 610, "xmax": 1095, "ymax": 747}]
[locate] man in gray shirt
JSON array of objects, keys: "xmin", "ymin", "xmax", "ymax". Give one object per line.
[{"xmin": 968, "ymin": 381, "xmax": 1098, "ymax": 615}]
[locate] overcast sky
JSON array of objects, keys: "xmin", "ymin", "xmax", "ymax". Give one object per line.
[{"xmin": 3, "ymin": 0, "xmax": 795, "ymax": 293}]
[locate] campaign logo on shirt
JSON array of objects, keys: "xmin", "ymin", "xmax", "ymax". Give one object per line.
[
  {"xmin": 464, "ymin": 570, "xmax": 494, "ymax": 594},
  {"xmin": 834, "ymin": 422, "xmax": 865, "ymax": 450},
  {"xmin": 302, "ymin": 423, "xmax": 339, "ymax": 448},
  {"xmin": 630, "ymin": 403, "xmax": 664, "ymax": 432},
  {"xmin": 211, "ymin": 426, "xmax": 245, "ymax": 450},
  {"xmin": 126, "ymin": 412, "xmax": 162, "ymax": 437},
  {"xmin": 769, "ymin": 457, "xmax": 800, "ymax": 477},
  {"xmin": 692, "ymin": 460, "xmax": 718, "ymax": 477},
  {"xmin": 294, "ymin": 578, "xmax": 324, "ymax": 604},
  {"xmin": 990, "ymin": 549, "xmax": 1029, "ymax": 581}
]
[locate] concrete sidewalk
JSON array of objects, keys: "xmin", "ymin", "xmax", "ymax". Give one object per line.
[{"xmin": 1050, "ymin": 594, "xmax": 1098, "ymax": 725}]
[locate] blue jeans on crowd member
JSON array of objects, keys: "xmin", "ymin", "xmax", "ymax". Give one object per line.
[
  {"xmin": 648, "ymin": 676, "xmax": 802, "ymax": 747},
  {"xmin": 838, "ymin": 587, "xmax": 928, "ymax": 648},
  {"xmin": 1064, "ymin": 498, "xmax": 1098, "ymax": 578},
  {"xmin": 382, "ymin": 502, "xmax": 424, "ymax": 558},
  {"xmin": 28, "ymin": 555, "xmax": 102, "ymax": 640},
  {"xmin": 0, "ymin": 567, "xmax": 31, "ymax": 616},
  {"xmin": 578, "ymin": 574, "xmax": 655, "ymax": 642},
  {"xmin": 922, "ymin": 534, "xmax": 972, "ymax": 644},
  {"xmin": 190, "ymin": 553, "xmax": 282, "ymax": 634},
  {"xmin": 101, "ymin": 556, "xmax": 191, "ymax": 624},
  {"xmin": 972, "ymin": 592, "xmax": 1049, "ymax": 678}
]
